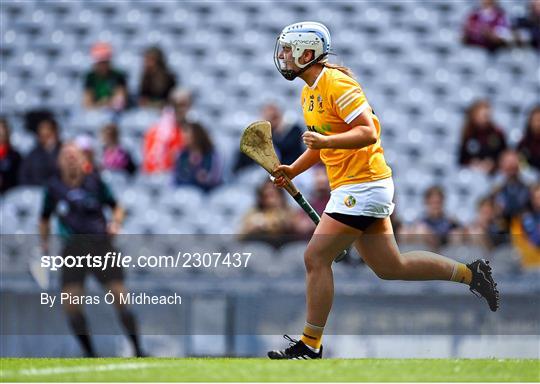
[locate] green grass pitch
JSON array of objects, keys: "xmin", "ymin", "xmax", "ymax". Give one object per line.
[{"xmin": 1, "ymin": 358, "xmax": 539, "ymax": 382}]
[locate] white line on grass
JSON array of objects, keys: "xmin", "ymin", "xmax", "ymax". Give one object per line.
[{"xmin": 1, "ymin": 361, "xmax": 175, "ymax": 377}]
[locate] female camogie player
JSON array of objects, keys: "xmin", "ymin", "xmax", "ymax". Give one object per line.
[{"xmin": 268, "ymin": 22, "xmax": 500, "ymax": 360}]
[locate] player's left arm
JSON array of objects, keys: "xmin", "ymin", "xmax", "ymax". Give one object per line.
[
  {"xmin": 108, "ymin": 206, "xmax": 125, "ymax": 235},
  {"xmin": 303, "ymin": 76, "xmax": 378, "ymax": 150},
  {"xmin": 302, "ymin": 111, "xmax": 377, "ymax": 150}
]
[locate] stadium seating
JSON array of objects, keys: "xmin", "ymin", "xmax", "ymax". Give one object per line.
[{"xmin": 1, "ymin": 0, "xmax": 538, "ymax": 276}]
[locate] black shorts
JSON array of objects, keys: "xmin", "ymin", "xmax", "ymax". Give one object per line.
[
  {"xmin": 61, "ymin": 236, "xmax": 124, "ymax": 288},
  {"xmin": 325, "ymin": 212, "xmax": 379, "ymax": 231}
]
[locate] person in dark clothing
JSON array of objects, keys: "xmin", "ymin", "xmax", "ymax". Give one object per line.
[
  {"xmin": 513, "ymin": 0, "xmax": 540, "ymax": 50},
  {"xmin": 0, "ymin": 118, "xmax": 22, "ymax": 194},
  {"xmin": 40, "ymin": 143, "xmax": 144, "ymax": 357},
  {"xmin": 517, "ymin": 105, "xmax": 540, "ymax": 172},
  {"xmin": 458, "ymin": 100, "xmax": 507, "ymax": 174},
  {"xmin": 234, "ymin": 103, "xmax": 305, "ymax": 173},
  {"xmin": 83, "ymin": 42, "xmax": 127, "ymax": 110},
  {"xmin": 24, "ymin": 109, "xmax": 55, "ymax": 134},
  {"xmin": 19, "ymin": 117, "xmax": 61, "ymax": 186},
  {"xmin": 173, "ymin": 122, "xmax": 222, "ymax": 192},
  {"xmin": 493, "ymin": 150, "xmax": 531, "ymax": 226},
  {"xmin": 467, "ymin": 196, "xmax": 509, "ymax": 249},
  {"xmin": 409, "ymin": 186, "xmax": 463, "ymax": 250},
  {"xmin": 138, "ymin": 46, "xmax": 177, "ymax": 108},
  {"xmin": 239, "ymin": 179, "xmax": 296, "ymax": 248}
]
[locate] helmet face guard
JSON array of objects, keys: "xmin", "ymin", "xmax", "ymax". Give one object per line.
[
  {"xmin": 273, "ymin": 21, "xmax": 331, "ymax": 81},
  {"xmin": 273, "ymin": 41, "xmax": 300, "ymax": 81}
]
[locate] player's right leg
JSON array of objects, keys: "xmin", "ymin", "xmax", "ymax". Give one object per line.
[
  {"xmin": 91, "ymin": 237, "xmax": 146, "ymax": 357},
  {"xmin": 268, "ymin": 213, "xmax": 359, "ymax": 359},
  {"xmin": 354, "ymin": 217, "xmax": 500, "ymax": 311},
  {"xmin": 62, "ymin": 282, "xmax": 97, "ymax": 357}
]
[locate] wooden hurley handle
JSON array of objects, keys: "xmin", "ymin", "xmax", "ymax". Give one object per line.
[{"xmin": 275, "ymin": 171, "xmax": 299, "ymax": 197}]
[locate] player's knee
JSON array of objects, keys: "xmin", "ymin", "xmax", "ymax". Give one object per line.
[
  {"xmin": 303, "ymin": 252, "xmax": 317, "ymax": 273},
  {"xmin": 303, "ymin": 250, "xmax": 329, "ymax": 273}
]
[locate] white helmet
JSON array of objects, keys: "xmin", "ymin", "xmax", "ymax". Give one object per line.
[{"xmin": 274, "ymin": 21, "xmax": 331, "ymax": 81}]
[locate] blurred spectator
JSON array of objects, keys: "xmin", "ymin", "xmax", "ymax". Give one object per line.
[
  {"xmin": 239, "ymin": 180, "xmax": 295, "ymax": 247},
  {"xmin": 493, "ymin": 150, "xmax": 531, "ymax": 224},
  {"xmin": 139, "ymin": 46, "xmax": 177, "ymax": 108},
  {"xmin": 463, "ymin": 0, "xmax": 512, "ymax": 52},
  {"xmin": 511, "ymin": 183, "xmax": 540, "ymax": 268},
  {"xmin": 19, "ymin": 117, "xmax": 61, "ymax": 186},
  {"xmin": 83, "ymin": 42, "xmax": 127, "ymax": 110},
  {"xmin": 294, "ymin": 165, "xmax": 330, "ymax": 239},
  {"xmin": 100, "ymin": 124, "xmax": 137, "ymax": 176},
  {"xmin": 234, "ymin": 103, "xmax": 304, "ymax": 173},
  {"xmin": 522, "ymin": 184, "xmax": 540, "ymax": 246},
  {"xmin": 467, "ymin": 196, "xmax": 508, "ymax": 249},
  {"xmin": 512, "ymin": 0, "xmax": 540, "ymax": 50},
  {"xmin": 173, "ymin": 122, "xmax": 222, "ymax": 192},
  {"xmin": 24, "ymin": 109, "xmax": 55, "ymax": 134},
  {"xmin": 408, "ymin": 186, "xmax": 463, "ymax": 250},
  {"xmin": 142, "ymin": 89, "xmax": 191, "ymax": 173},
  {"xmin": 517, "ymin": 105, "xmax": 540, "ymax": 171},
  {"xmin": 0, "ymin": 118, "xmax": 22, "ymax": 194},
  {"xmin": 458, "ymin": 100, "xmax": 507, "ymax": 174},
  {"xmin": 305, "ymin": 165, "xmax": 331, "ymax": 215}
]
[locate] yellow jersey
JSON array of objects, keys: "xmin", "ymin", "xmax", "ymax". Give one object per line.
[{"xmin": 301, "ymin": 67, "xmax": 392, "ymax": 190}]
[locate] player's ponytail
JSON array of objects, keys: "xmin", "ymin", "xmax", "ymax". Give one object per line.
[{"xmin": 323, "ymin": 62, "xmax": 355, "ymax": 79}]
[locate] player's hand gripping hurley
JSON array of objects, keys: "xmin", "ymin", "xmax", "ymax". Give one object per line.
[{"xmin": 240, "ymin": 120, "xmax": 347, "ymax": 262}]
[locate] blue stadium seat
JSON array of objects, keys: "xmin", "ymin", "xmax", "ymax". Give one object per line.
[
  {"xmin": 1, "ymin": 187, "xmax": 43, "ymax": 234},
  {"xmin": 208, "ymin": 185, "xmax": 255, "ymax": 218},
  {"xmin": 119, "ymin": 109, "xmax": 160, "ymax": 135},
  {"xmin": 279, "ymin": 241, "xmax": 308, "ymax": 274},
  {"xmin": 159, "ymin": 186, "xmax": 204, "ymax": 218}
]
